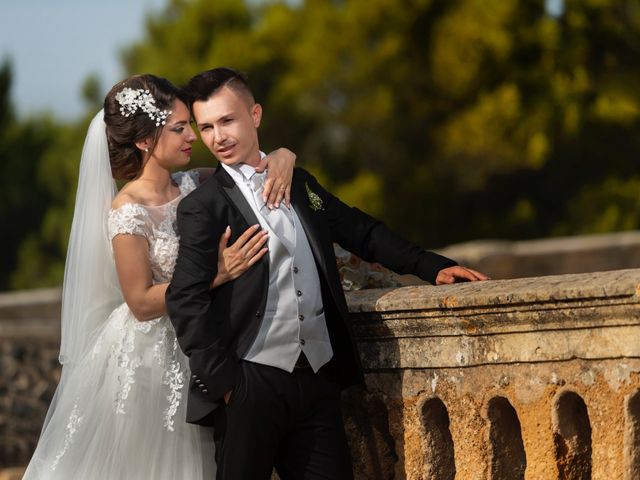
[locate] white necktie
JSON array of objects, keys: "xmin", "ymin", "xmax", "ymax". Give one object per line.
[{"xmin": 250, "ymin": 172, "xmax": 295, "ymax": 253}]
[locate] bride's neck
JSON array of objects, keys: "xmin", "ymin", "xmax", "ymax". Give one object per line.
[{"xmin": 136, "ymin": 161, "xmax": 175, "ymax": 193}]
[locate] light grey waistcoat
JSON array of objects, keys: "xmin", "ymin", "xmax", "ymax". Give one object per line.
[{"xmin": 222, "ymin": 162, "xmax": 333, "ymax": 372}]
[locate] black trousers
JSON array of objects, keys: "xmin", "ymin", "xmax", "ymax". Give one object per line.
[{"xmin": 212, "ymin": 360, "xmax": 354, "ymax": 480}]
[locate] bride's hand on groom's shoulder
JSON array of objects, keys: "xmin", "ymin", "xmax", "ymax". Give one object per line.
[
  {"xmin": 435, "ymin": 266, "xmax": 490, "ymax": 285},
  {"xmin": 256, "ymin": 148, "xmax": 296, "ymax": 209}
]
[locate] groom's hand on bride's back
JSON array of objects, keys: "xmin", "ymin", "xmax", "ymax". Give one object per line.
[{"xmin": 435, "ymin": 266, "xmax": 489, "ymax": 285}]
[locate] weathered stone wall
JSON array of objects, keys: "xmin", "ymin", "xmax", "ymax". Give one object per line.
[
  {"xmin": 343, "ymin": 269, "xmax": 640, "ymax": 479},
  {"xmin": 3, "ymin": 269, "xmax": 640, "ymax": 479}
]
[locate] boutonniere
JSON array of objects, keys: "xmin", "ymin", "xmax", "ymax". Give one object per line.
[{"xmin": 305, "ymin": 181, "xmax": 324, "ymax": 211}]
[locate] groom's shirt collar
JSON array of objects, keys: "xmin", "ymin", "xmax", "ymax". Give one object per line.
[{"xmin": 220, "ymin": 151, "xmax": 267, "ymax": 184}]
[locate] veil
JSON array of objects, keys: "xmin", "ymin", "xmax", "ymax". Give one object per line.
[
  {"xmin": 58, "ymin": 109, "xmax": 122, "ymax": 366},
  {"xmin": 24, "ymin": 109, "xmax": 216, "ymax": 480}
]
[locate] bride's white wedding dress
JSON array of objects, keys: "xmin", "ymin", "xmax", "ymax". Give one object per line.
[{"xmin": 23, "ymin": 170, "xmax": 215, "ymax": 480}]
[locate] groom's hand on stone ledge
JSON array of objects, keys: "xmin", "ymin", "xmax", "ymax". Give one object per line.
[{"xmin": 435, "ymin": 266, "xmax": 489, "ymax": 285}]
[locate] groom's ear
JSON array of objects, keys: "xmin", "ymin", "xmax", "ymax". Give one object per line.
[{"xmin": 252, "ymin": 103, "xmax": 262, "ymax": 129}]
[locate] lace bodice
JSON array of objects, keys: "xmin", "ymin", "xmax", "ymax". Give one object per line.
[{"xmin": 107, "ymin": 170, "xmax": 199, "ymax": 283}]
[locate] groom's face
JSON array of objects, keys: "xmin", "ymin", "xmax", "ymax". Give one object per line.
[{"xmin": 192, "ymin": 86, "xmax": 262, "ymax": 167}]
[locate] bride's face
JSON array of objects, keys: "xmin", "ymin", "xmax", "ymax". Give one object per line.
[{"xmin": 149, "ymin": 99, "xmax": 196, "ymax": 169}]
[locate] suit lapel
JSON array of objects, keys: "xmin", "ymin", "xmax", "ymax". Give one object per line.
[
  {"xmin": 214, "ymin": 165, "xmax": 261, "ymax": 228},
  {"xmin": 290, "ymin": 172, "xmax": 329, "ymax": 278},
  {"xmin": 216, "ymin": 165, "xmax": 297, "ymax": 255},
  {"xmin": 215, "ymin": 166, "xmax": 331, "ymax": 278}
]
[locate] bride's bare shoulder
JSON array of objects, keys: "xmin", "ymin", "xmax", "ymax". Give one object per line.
[{"xmin": 111, "ymin": 182, "xmax": 144, "ymax": 210}]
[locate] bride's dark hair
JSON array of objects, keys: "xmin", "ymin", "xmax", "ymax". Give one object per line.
[{"xmin": 104, "ymin": 74, "xmax": 185, "ymax": 180}]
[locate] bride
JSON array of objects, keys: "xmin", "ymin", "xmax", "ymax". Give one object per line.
[{"xmin": 22, "ymin": 74, "xmax": 295, "ymax": 479}]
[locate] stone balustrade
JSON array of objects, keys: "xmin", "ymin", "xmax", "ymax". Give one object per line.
[
  {"xmin": 2, "ymin": 270, "xmax": 640, "ymax": 479},
  {"xmin": 343, "ymin": 269, "xmax": 640, "ymax": 479}
]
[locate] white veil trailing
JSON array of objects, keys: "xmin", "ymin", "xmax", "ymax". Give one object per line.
[
  {"xmin": 24, "ymin": 108, "xmax": 216, "ymax": 479},
  {"xmin": 58, "ymin": 109, "xmax": 122, "ymax": 366}
]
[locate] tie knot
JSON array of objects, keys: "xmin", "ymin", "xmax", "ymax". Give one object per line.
[{"xmin": 250, "ymin": 171, "xmax": 266, "ymax": 193}]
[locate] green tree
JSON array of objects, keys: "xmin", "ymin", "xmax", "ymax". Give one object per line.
[
  {"xmin": 9, "ymin": 0, "xmax": 640, "ymax": 289},
  {"xmin": 0, "ymin": 60, "xmax": 61, "ymax": 290},
  {"xmin": 8, "ymin": 70, "xmax": 103, "ymax": 289},
  {"xmin": 122, "ymin": 0, "xmax": 640, "ymax": 247}
]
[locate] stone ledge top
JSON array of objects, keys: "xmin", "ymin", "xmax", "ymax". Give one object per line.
[
  {"xmin": 0, "ymin": 288, "xmax": 62, "ymax": 322},
  {"xmin": 346, "ymin": 268, "xmax": 640, "ymax": 313},
  {"xmin": 2, "ymin": 269, "xmax": 640, "ymax": 320},
  {"xmin": 0, "ymin": 287, "xmax": 61, "ymax": 307}
]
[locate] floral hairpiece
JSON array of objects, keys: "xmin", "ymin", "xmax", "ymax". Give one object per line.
[{"xmin": 114, "ymin": 87, "xmax": 172, "ymax": 127}]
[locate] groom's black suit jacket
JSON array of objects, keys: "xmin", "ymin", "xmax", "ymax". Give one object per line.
[{"xmin": 166, "ymin": 165, "xmax": 456, "ymax": 425}]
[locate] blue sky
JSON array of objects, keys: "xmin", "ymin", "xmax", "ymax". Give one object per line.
[{"xmin": 0, "ymin": 0, "xmax": 166, "ymax": 120}]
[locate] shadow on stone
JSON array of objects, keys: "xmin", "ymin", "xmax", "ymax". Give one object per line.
[
  {"xmin": 487, "ymin": 396, "xmax": 526, "ymax": 480},
  {"xmin": 552, "ymin": 391, "xmax": 592, "ymax": 480},
  {"xmin": 341, "ymin": 386, "xmax": 398, "ymax": 479},
  {"xmin": 420, "ymin": 397, "xmax": 455, "ymax": 480},
  {"xmin": 624, "ymin": 390, "xmax": 640, "ymax": 480},
  {"xmin": 349, "ymin": 304, "xmax": 403, "ymax": 479}
]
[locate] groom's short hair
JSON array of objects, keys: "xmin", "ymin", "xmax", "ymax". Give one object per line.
[{"xmin": 185, "ymin": 67, "xmax": 255, "ymax": 107}]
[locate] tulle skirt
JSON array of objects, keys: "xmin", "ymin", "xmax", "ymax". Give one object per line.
[{"xmin": 23, "ymin": 303, "xmax": 215, "ymax": 479}]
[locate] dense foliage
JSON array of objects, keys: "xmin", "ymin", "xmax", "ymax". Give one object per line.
[{"xmin": 5, "ymin": 0, "xmax": 640, "ymax": 289}]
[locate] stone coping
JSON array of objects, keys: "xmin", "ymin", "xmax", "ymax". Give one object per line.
[
  {"xmin": 2, "ymin": 270, "xmax": 640, "ymax": 367},
  {"xmin": 346, "ymin": 268, "xmax": 640, "ymax": 312},
  {"xmin": 0, "ymin": 287, "xmax": 61, "ymax": 318},
  {"xmin": 0, "ymin": 288, "xmax": 61, "ymax": 338},
  {"xmin": 345, "ymin": 269, "xmax": 640, "ymax": 369},
  {"xmin": 3, "ymin": 269, "xmax": 638, "ymax": 318}
]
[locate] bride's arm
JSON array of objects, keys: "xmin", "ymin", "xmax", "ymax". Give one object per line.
[
  {"xmin": 112, "ymin": 226, "xmax": 269, "ymax": 321},
  {"xmin": 112, "ymin": 234, "xmax": 168, "ymax": 321}
]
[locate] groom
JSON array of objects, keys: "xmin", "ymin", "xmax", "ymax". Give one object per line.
[{"xmin": 166, "ymin": 67, "xmax": 486, "ymax": 479}]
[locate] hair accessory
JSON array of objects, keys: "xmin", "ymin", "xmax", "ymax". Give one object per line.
[{"xmin": 114, "ymin": 88, "xmax": 172, "ymax": 127}]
